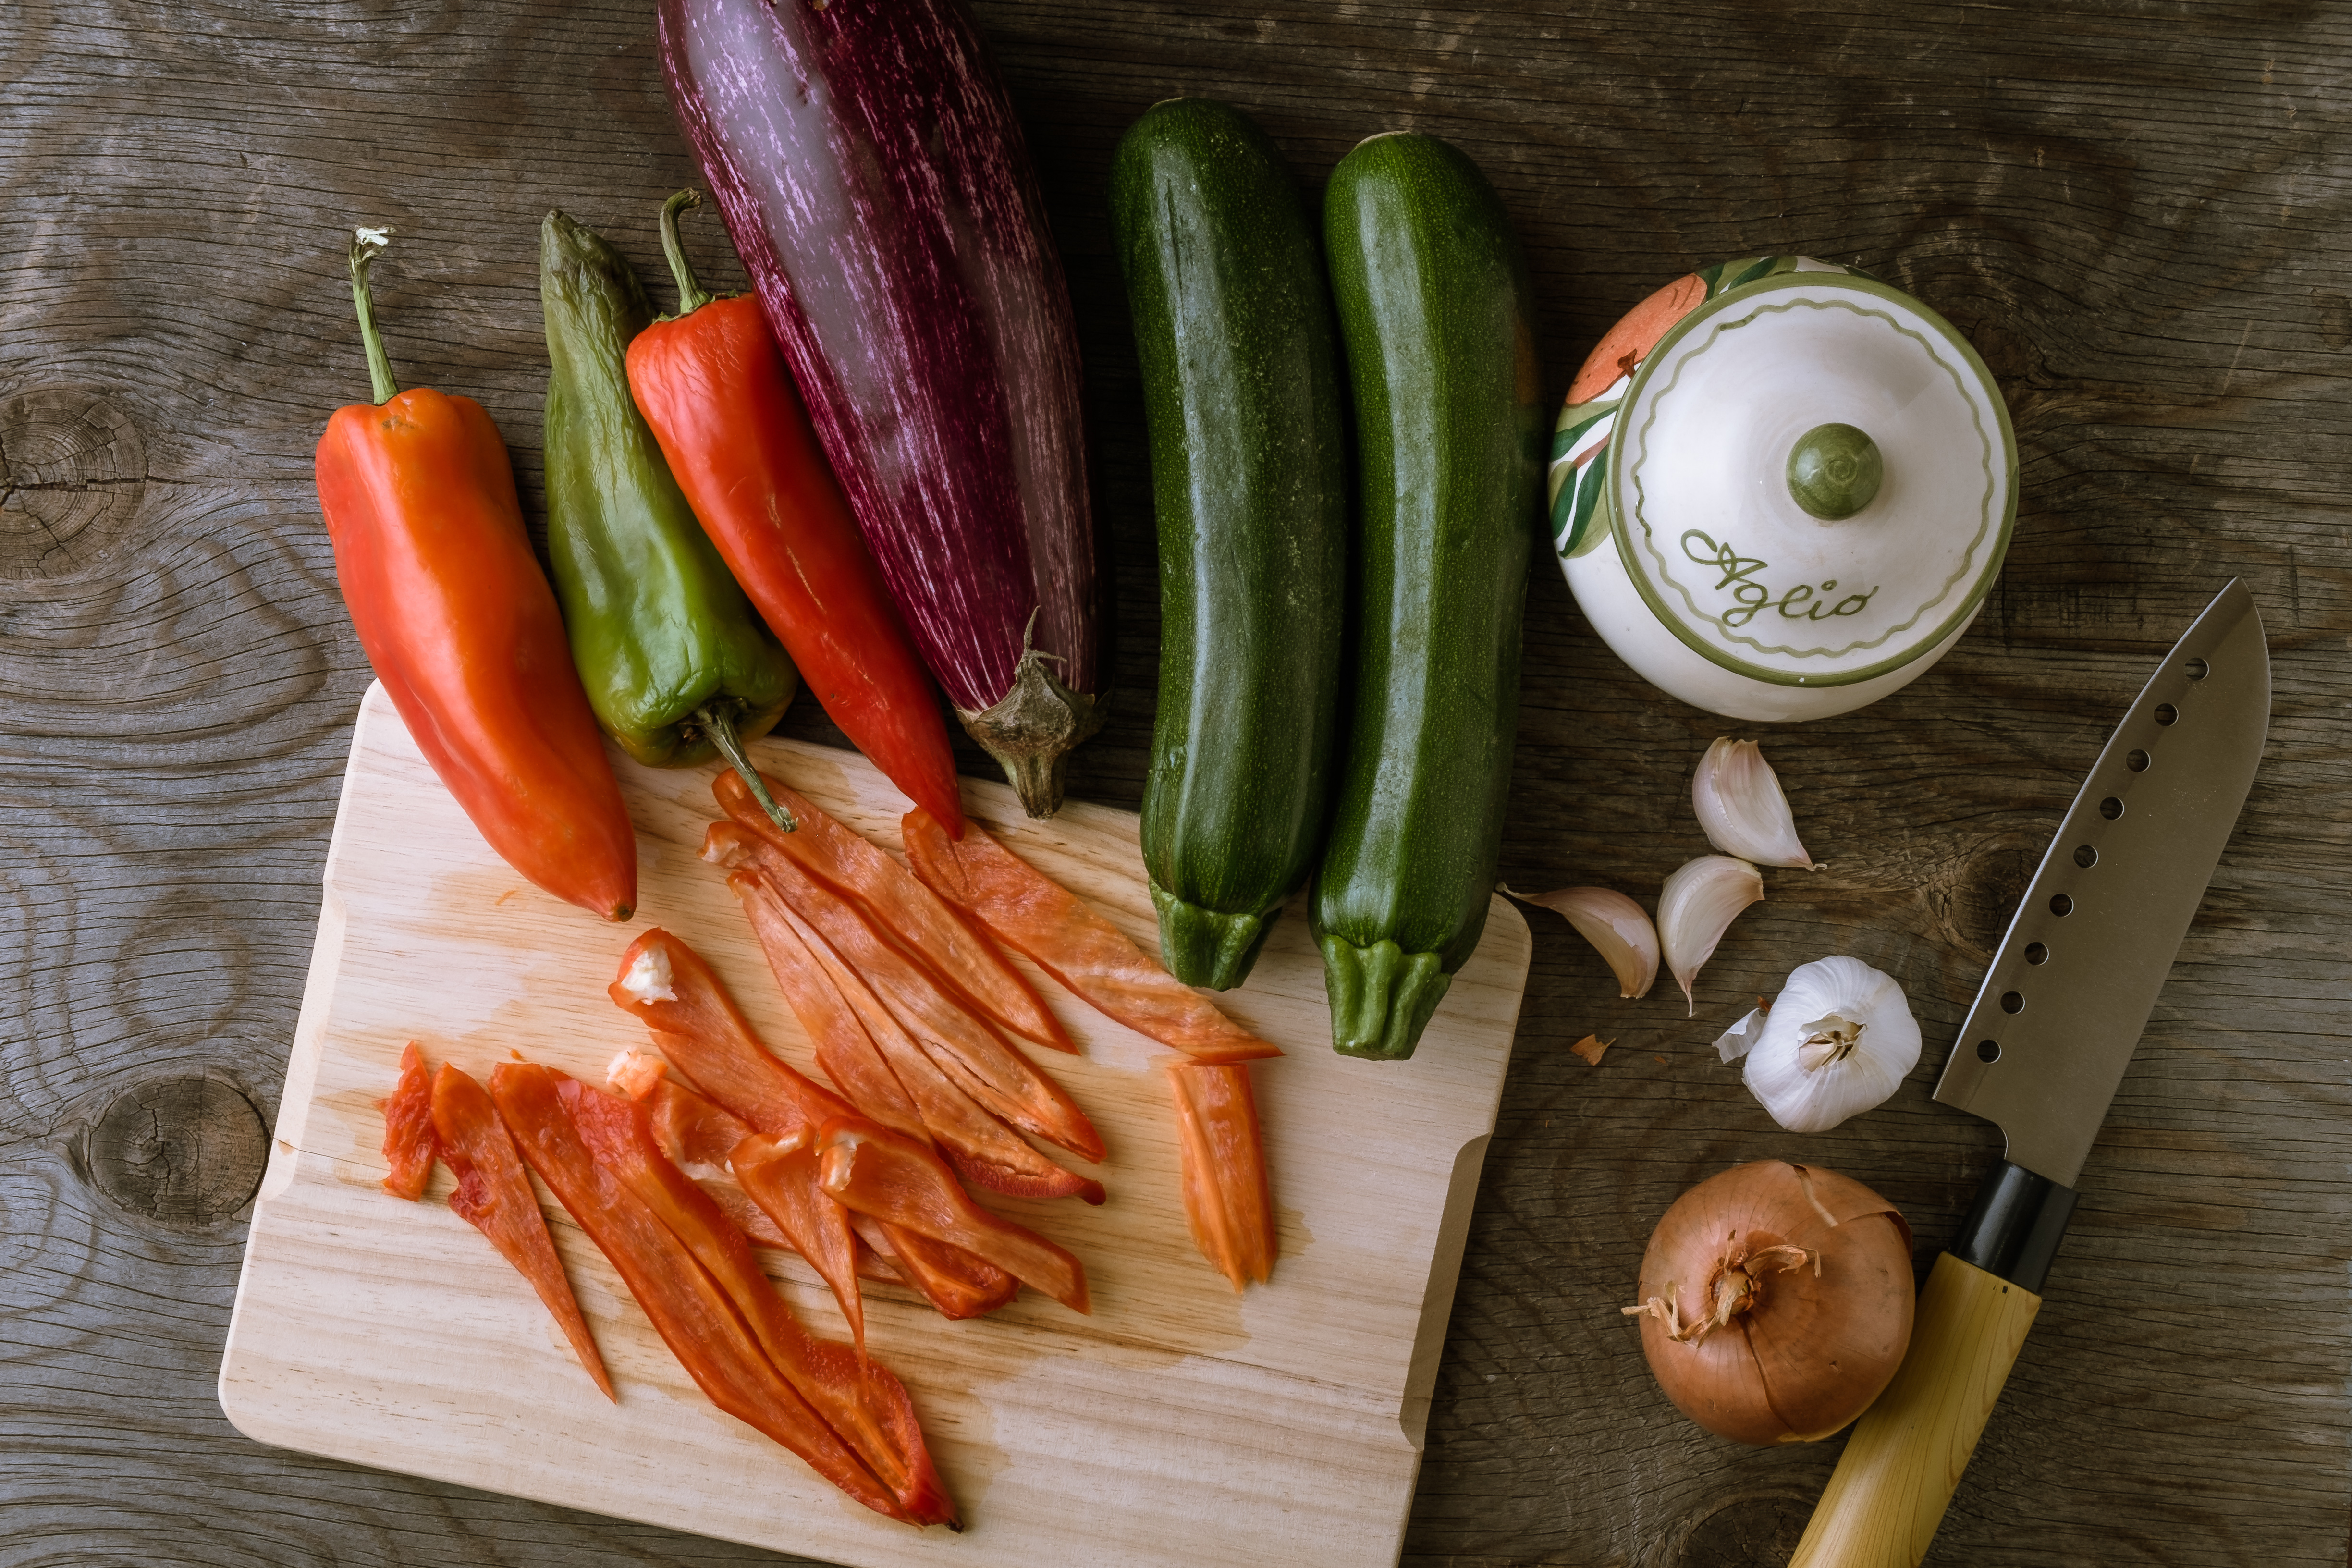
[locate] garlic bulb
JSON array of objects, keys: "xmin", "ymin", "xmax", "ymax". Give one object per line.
[
  {"xmin": 1692, "ymin": 738, "xmax": 1820, "ymax": 870},
  {"xmin": 1503, "ymin": 885, "xmax": 1659, "ymax": 999},
  {"xmin": 1719, "ymin": 956, "xmax": 1920, "ymax": 1134},
  {"xmin": 1658, "ymin": 856, "xmax": 1764, "ymax": 1014}
]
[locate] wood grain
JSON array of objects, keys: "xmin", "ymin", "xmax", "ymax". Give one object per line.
[
  {"xmin": 219, "ymin": 682, "xmax": 1529, "ymax": 1568},
  {"xmin": 1, "ymin": 0, "xmax": 2348, "ymax": 1564}
]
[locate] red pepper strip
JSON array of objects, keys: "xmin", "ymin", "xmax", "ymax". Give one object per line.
[
  {"xmin": 380, "ymin": 1041, "xmax": 436, "ymax": 1200},
  {"xmin": 626, "ymin": 226, "xmax": 965, "ymax": 837},
  {"xmin": 487, "ymin": 1062, "xmax": 912, "ymax": 1524},
  {"xmin": 819, "ymin": 1118, "xmax": 1091, "ymax": 1316},
  {"xmin": 429, "ymin": 1064, "xmax": 617, "ymax": 1399},
  {"xmin": 715, "ymin": 823, "xmax": 1104, "ymax": 1165},
  {"xmin": 724, "ymin": 1127, "xmax": 867, "ymax": 1355},
  {"xmin": 901, "ymin": 810, "xmax": 1283, "ymax": 1064},
  {"xmin": 714, "ymin": 770, "xmax": 1071, "ymax": 1054},
  {"xmin": 722, "ymin": 864, "xmax": 929, "ymax": 1146},
  {"xmin": 607, "ymin": 930, "xmax": 853, "ymax": 1135},
  {"xmin": 559, "ymin": 1079, "xmax": 956, "ymax": 1530},
  {"xmin": 1166, "ymin": 1062, "xmax": 1277, "ymax": 1291},
  {"xmin": 318, "ymin": 236, "xmax": 636, "ymax": 921},
  {"xmin": 730, "ymin": 865, "xmax": 1107, "ymax": 1207}
]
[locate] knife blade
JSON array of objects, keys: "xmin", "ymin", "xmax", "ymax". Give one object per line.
[{"xmin": 1788, "ymin": 579, "xmax": 2270, "ymax": 1568}]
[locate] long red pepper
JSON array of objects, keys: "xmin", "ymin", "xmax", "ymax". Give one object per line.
[
  {"xmin": 487, "ymin": 1062, "xmax": 911, "ymax": 1523},
  {"xmin": 317, "ymin": 231, "xmax": 636, "ymax": 921},
  {"xmin": 625, "ymin": 191, "xmax": 965, "ymax": 835},
  {"xmin": 819, "ymin": 1118, "xmax": 1091, "ymax": 1316},
  {"xmin": 559, "ymin": 1079, "xmax": 957, "ymax": 1529},
  {"xmin": 430, "ymin": 1064, "xmax": 617, "ymax": 1399}
]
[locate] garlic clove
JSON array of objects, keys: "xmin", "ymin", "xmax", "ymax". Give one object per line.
[
  {"xmin": 1658, "ymin": 855, "xmax": 1764, "ymax": 1015},
  {"xmin": 1692, "ymin": 738, "xmax": 1821, "ymax": 870},
  {"xmin": 1738, "ymin": 957, "xmax": 1922, "ymax": 1134},
  {"xmin": 1504, "ymin": 885, "xmax": 1659, "ymax": 999}
]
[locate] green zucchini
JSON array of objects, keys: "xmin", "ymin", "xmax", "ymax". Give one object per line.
[
  {"xmin": 1312, "ymin": 132, "xmax": 1543, "ymax": 1059},
  {"xmin": 1111, "ymin": 99, "xmax": 1349, "ymax": 990}
]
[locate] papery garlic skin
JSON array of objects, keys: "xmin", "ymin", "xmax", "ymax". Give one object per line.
[
  {"xmin": 1504, "ymin": 885, "xmax": 1659, "ymax": 999},
  {"xmin": 1692, "ymin": 738, "xmax": 1820, "ymax": 870},
  {"xmin": 1659, "ymin": 855, "xmax": 1764, "ymax": 1015},
  {"xmin": 1740, "ymin": 957, "xmax": 1921, "ymax": 1134}
]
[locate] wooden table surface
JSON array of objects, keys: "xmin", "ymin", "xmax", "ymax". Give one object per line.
[{"xmin": 3, "ymin": 2, "xmax": 2345, "ymax": 1565}]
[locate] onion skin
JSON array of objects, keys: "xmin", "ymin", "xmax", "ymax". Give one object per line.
[{"xmin": 1630, "ymin": 1161, "xmax": 1913, "ymax": 1445}]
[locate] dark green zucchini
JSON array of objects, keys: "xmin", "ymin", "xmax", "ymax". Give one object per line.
[
  {"xmin": 1312, "ymin": 132, "xmax": 1543, "ymax": 1059},
  {"xmin": 1111, "ymin": 98, "xmax": 1350, "ymax": 990}
]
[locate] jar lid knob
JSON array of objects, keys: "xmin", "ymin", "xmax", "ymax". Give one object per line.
[{"xmin": 1787, "ymin": 423, "xmax": 1883, "ymax": 520}]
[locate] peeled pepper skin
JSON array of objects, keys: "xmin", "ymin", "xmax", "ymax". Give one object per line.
[
  {"xmin": 539, "ymin": 210, "xmax": 796, "ymax": 767},
  {"xmin": 316, "ymin": 385, "xmax": 637, "ymax": 921}
]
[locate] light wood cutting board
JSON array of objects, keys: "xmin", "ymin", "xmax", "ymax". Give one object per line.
[{"xmin": 220, "ymin": 683, "xmax": 1531, "ymax": 1568}]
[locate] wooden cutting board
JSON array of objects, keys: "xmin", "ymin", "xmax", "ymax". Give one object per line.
[{"xmin": 220, "ymin": 683, "xmax": 1531, "ymax": 1568}]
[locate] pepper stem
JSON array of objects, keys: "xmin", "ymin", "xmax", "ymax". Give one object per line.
[
  {"xmin": 696, "ymin": 702, "xmax": 796, "ymax": 833},
  {"xmin": 347, "ymin": 227, "xmax": 400, "ymax": 405},
  {"xmin": 658, "ymin": 190, "xmax": 715, "ymax": 318}
]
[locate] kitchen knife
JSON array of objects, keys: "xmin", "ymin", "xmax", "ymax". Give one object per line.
[{"xmin": 1788, "ymin": 579, "xmax": 2270, "ymax": 1568}]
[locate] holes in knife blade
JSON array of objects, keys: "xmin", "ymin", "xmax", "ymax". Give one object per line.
[
  {"xmin": 1977, "ymin": 1039, "xmax": 2001, "ymax": 1063},
  {"xmin": 2184, "ymin": 657, "xmax": 2209, "ymax": 681},
  {"xmin": 2099, "ymin": 796, "xmax": 2124, "ymax": 820},
  {"xmin": 2154, "ymin": 703, "xmax": 2179, "ymax": 725},
  {"xmin": 2126, "ymin": 749, "xmax": 2151, "ymax": 772},
  {"xmin": 2024, "ymin": 942, "xmax": 2048, "ymax": 964},
  {"xmin": 2073, "ymin": 844, "xmax": 2098, "ymax": 868},
  {"xmin": 2000, "ymin": 991, "xmax": 2024, "ymax": 1014},
  {"xmin": 2049, "ymin": 893, "xmax": 2074, "ymax": 915}
]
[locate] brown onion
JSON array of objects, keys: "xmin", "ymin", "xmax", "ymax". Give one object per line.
[{"xmin": 1622, "ymin": 1160, "xmax": 1913, "ymax": 1444}]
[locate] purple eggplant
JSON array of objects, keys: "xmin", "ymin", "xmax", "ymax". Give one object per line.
[{"xmin": 657, "ymin": 0, "xmax": 1103, "ymax": 817}]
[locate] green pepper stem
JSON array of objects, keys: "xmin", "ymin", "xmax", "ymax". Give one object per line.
[
  {"xmin": 347, "ymin": 228, "xmax": 400, "ymax": 405},
  {"xmin": 659, "ymin": 190, "xmax": 715, "ymax": 318},
  {"xmin": 697, "ymin": 702, "xmax": 796, "ymax": 833}
]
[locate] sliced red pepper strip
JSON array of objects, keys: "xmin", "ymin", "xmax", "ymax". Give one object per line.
[
  {"xmin": 714, "ymin": 823, "xmax": 1104, "ymax": 1164},
  {"xmin": 729, "ymin": 865, "xmax": 1106, "ymax": 1206},
  {"xmin": 819, "ymin": 1118, "xmax": 1091, "ymax": 1316},
  {"xmin": 1166, "ymin": 1062, "xmax": 1277, "ymax": 1291},
  {"xmin": 607, "ymin": 929, "xmax": 853, "ymax": 1135},
  {"xmin": 714, "ymin": 769, "xmax": 1072, "ymax": 1053},
  {"xmin": 725, "ymin": 1127, "xmax": 867, "ymax": 1356},
  {"xmin": 901, "ymin": 809, "xmax": 1282, "ymax": 1063},
  {"xmin": 487, "ymin": 1062, "xmax": 912, "ymax": 1524},
  {"xmin": 559, "ymin": 1078, "xmax": 956, "ymax": 1529},
  {"xmin": 429, "ymin": 1064, "xmax": 615, "ymax": 1399},
  {"xmin": 380, "ymin": 1040, "xmax": 436, "ymax": 1200}
]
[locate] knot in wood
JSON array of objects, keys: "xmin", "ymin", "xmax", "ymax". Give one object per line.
[
  {"xmin": 85, "ymin": 1076, "xmax": 266, "ymax": 1229},
  {"xmin": 0, "ymin": 387, "xmax": 148, "ymax": 581}
]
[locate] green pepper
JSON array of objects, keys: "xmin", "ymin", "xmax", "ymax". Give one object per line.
[{"xmin": 538, "ymin": 209, "xmax": 798, "ymax": 823}]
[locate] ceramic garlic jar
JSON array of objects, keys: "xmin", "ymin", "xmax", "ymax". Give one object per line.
[{"xmin": 1550, "ymin": 256, "xmax": 2015, "ymax": 722}]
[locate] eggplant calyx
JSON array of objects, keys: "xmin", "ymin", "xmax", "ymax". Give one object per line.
[{"xmin": 959, "ymin": 647, "xmax": 1102, "ymax": 819}]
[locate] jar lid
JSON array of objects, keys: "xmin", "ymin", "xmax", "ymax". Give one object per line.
[{"xmin": 1550, "ymin": 256, "xmax": 2016, "ymax": 689}]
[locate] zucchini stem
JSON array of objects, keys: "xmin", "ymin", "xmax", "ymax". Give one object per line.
[
  {"xmin": 696, "ymin": 701, "xmax": 796, "ymax": 833},
  {"xmin": 658, "ymin": 190, "xmax": 715, "ymax": 318},
  {"xmin": 348, "ymin": 227, "xmax": 399, "ymax": 405}
]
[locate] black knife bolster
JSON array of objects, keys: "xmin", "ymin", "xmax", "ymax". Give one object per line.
[{"xmin": 1951, "ymin": 1162, "xmax": 2078, "ymax": 1295}]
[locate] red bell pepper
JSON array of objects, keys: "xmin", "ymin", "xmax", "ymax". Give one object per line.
[
  {"xmin": 713, "ymin": 769, "xmax": 1069, "ymax": 1052},
  {"xmin": 430, "ymin": 1063, "xmax": 617, "ymax": 1399},
  {"xmin": 818, "ymin": 1118, "xmax": 1091, "ymax": 1316},
  {"xmin": 725, "ymin": 860, "xmax": 1106, "ymax": 1206},
  {"xmin": 317, "ymin": 231, "xmax": 636, "ymax": 921},
  {"xmin": 625, "ymin": 191, "xmax": 965, "ymax": 835},
  {"xmin": 901, "ymin": 810, "xmax": 1282, "ymax": 1063},
  {"xmin": 1166, "ymin": 1062, "xmax": 1277, "ymax": 1291},
  {"xmin": 487, "ymin": 1061, "xmax": 911, "ymax": 1523},
  {"xmin": 558, "ymin": 1078, "xmax": 956, "ymax": 1529},
  {"xmin": 380, "ymin": 1040, "xmax": 436, "ymax": 1200},
  {"xmin": 713, "ymin": 822, "xmax": 1102, "ymax": 1165}
]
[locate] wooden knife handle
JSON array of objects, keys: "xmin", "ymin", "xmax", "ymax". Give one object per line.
[{"xmin": 1786, "ymin": 1253, "xmax": 2042, "ymax": 1568}]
